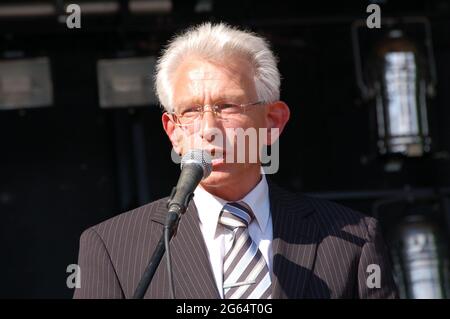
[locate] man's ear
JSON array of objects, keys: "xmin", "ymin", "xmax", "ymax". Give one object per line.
[
  {"xmin": 162, "ymin": 112, "xmax": 183, "ymax": 155},
  {"xmin": 265, "ymin": 101, "xmax": 290, "ymax": 145}
]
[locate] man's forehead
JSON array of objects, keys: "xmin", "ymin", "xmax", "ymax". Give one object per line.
[
  {"xmin": 185, "ymin": 67, "xmax": 224, "ymax": 81},
  {"xmin": 178, "ymin": 59, "xmax": 243, "ymax": 81},
  {"xmin": 176, "ymin": 54, "xmax": 253, "ymax": 76},
  {"xmin": 173, "ymin": 90, "xmax": 247, "ymax": 107},
  {"xmin": 171, "ymin": 59, "xmax": 256, "ymax": 106}
]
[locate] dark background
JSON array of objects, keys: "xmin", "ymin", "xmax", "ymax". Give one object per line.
[{"xmin": 0, "ymin": 0, "xmax": 449, "ymax": 298}]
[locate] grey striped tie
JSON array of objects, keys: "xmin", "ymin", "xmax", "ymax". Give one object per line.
[{"xmin": 219, "ymin": 201, "xmax": 271, "ymax": 299}]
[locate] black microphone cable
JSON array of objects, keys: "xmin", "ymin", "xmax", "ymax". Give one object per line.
[
  {"xmin": 163, "ymin": 149, "xmax": 212, "ymax": 299},
  {"xmin": 164, "ymin": 224, "xmax": 176, "ymax": 299}
]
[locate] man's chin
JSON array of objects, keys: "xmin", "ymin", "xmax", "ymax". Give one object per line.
[
  {"xmin": 200, "ymin": 163, "xmax": 255, "ymax": 188},
  {"xmin": 201, "ymin": 169, "xmax": 232, "ymax": 188},
  {"xmin": 200, "ymin": 163, "xmax": 239, "ymax": 188}
]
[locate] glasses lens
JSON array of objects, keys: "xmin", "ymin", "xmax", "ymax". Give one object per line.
[{"xmin": 173, "ymin": 101, "xmax": 255, "ymax": 127}]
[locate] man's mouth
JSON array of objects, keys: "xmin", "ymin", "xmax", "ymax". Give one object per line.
[
  {"xmin": 211, "ymin": 158, "xmax": 225, "ymax": 166},
  {"xmin": 205, "ymin": 149, "xmax": 226, "ymax": 165}
]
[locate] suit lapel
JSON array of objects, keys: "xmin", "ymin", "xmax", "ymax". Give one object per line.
[
  {"xmin": 268, "ymin": 181, "xmax": 320, "ymax": 298},
  {"xmin": 150, "ymin": 200, "xmax": 220, "ymax": 298},
  {"xmin": 148, "ymin": 180, "xmax": 320, "ymax": 299}
]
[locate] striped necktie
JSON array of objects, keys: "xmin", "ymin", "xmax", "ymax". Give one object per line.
[{"xmin": 219, "ymin": 201, "xmax": 271, "ymax": 299}]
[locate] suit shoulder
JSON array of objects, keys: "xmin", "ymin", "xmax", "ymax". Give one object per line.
[
  {"xmin": 303, "ymin": 194, "xmax": 367, "ymax": 222},
  {"xmin": 269, "ymin": 180, "xmax": 371, "ymax": 227},
  {"xmin": 270, "ymin": 180, "xmax": 375, "ymax": 242},
  {"xmin": 84, "ymin": 197, "xmax": 169, "ymax": 240},
  {"xmin": 303, "ymin": 195, "xmax": 375, "ymax": 242}
]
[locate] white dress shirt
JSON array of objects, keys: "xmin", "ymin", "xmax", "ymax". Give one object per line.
[{"xmin": 193, "ymin": 174, "xmax": 273, "ymax": 298}]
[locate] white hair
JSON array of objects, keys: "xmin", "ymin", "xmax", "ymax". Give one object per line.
[{"xmin": 155, "ymin": 22, "xmax": 280, "ymax": 112}]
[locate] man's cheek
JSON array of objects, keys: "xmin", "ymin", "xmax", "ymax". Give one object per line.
[
  {"xmin": 171, "ymin": 129, "xmax": 184, "ymax": 153},
  {"xmin": 170, "ymin": 130, "xmax": 195, "ymax": 155},
  {"xmin": 180, "ymin": 132, "xmax": 203, "ymax": 152}
]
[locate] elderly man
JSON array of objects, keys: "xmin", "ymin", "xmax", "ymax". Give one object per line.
[{"xmin": 74, "ymin": 23, "xmax": 398, "ymax": 299}]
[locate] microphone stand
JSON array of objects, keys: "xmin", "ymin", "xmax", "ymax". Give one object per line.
[{"xmin": 132, "ymin": 187, "xmax": 193, "ymax": 299}]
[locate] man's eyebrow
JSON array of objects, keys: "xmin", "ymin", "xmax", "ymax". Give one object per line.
[
  {"xmin": 175, "ymin": 95, "xmax": 246, "ymax": 107},
  {"xmin": 217, "ymin": 95, "xmax": 246, "ymax": 102}
]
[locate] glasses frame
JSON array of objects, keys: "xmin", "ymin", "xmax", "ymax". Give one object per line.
[{"xmin": 166, "ymin": 100, "xmax": 266, "ymax": 127}]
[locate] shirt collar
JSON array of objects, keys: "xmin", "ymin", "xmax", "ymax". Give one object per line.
[
  {"xmin": 193, "ymin": 184, "xmax": 226, "ymax": 240},
  {"xmin": 193, "ymin": 174, "xmax": 270, "ymax": 239},
  {"xmin": 239, "ymin": 174, "xmax": 270, "ymax": 232}
]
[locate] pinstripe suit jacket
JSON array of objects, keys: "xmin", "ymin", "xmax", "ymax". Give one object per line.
[{"xmin": 73, "ymin": 180, "xmax": 398, "ymax": 299}]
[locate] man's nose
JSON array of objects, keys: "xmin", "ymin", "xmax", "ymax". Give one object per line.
[{"xmin": 200, "ymin": 109, "xmax": 220, "ymax": 142}]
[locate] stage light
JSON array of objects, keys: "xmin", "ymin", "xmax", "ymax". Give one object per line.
[
  {"xmin": 129, "ymin": 0, "xmax": 172, "ymax": 14},
  {"xmin": 0, "ymin": 0, "xmax": 175, "ymax": 17},
  {"xmin": 391, "ymin": 214, "xmax": 450, "ymax": 298},
  {"xmin": 194, "ymin": 0, "xmax": 213, "ymax": 13},
  {"xmin": 97, "ymin": 56, "xmax": 158, "ymax": 108},
  {"xmin": 352, "ymin": 18, "xmax": 437, "ymax": 158},
  {"xmin": 0, "ymin": 57, "xmax": 53, "ymax": 110},
  {"xmin": 71, "ymin": 1, "xmax": 120, "ymax": 14},
  {"xmin": 0, "ymin": 2, "xmax": 55, "ymax": 18}
]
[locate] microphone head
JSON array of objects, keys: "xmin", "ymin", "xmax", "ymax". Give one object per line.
[{"xmin": 180, "ymin": 149, "xmax": 212, "ymax": 179}]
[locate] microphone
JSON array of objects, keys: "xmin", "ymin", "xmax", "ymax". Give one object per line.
[
  {"xmin": 165, "ymin": 149, "xmax": 212, "ymax": 227},
  {"xmin": 132, "ymin": 149, "xmax": 212, "ymax": 299}
]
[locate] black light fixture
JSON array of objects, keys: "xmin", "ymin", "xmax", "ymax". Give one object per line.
[
  {"xmin": 0, "ymin": 1, "xmax": 173, "ymax": 19},
  {"xmin": 129, "ymin": 0, "xmax": 172, "ymax": 14},
  {"xmin": 352, "ymin": 17, "xmax": 437, "ymax": 159},
  {"xmin": 391, "ymin": 212, "xmax": 450, "ymax": 298},
  {"xmin": 0, "ymin": 55, "xmax": 53, "ymax": 110},
  {"xmin": 97, "ymin": 55, "xmax": 158, "ymax": 109},
  {"xmin": 373, "ymin": 193, "xmax": 450, "ymax": 299}
]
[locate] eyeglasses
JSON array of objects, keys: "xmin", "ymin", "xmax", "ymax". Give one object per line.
[{"xmin": 167, "ymin": 101, "xmax": 265, "ymax": 127}]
